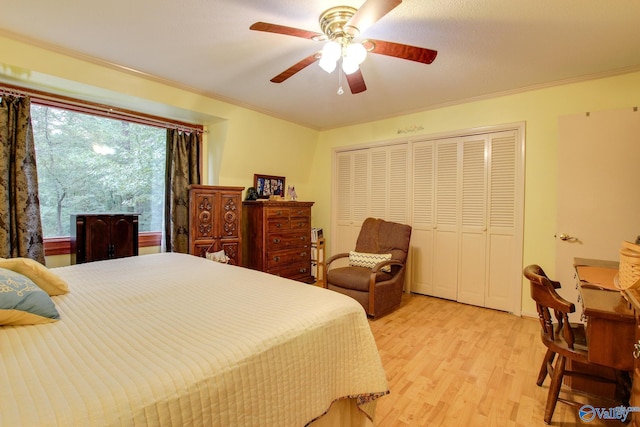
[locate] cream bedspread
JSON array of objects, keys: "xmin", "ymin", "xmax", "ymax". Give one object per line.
[{"xmin": 0, "ymin": 253, "xmax": 388, "ymax": 426}]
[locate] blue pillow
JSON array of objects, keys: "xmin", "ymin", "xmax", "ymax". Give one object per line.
[{"xmin": 0, "ymin": 267, "xmax": 60, "ymax": 326}]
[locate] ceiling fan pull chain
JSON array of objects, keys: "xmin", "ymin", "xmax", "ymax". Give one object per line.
[{"xmin": 337, "ymin": 60, "xmax": 344, "ymax": 95}]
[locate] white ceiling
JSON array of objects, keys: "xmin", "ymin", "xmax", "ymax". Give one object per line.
[{"xmin": 1, "ymin": 0, "xmax": 640, "ymax": 130}]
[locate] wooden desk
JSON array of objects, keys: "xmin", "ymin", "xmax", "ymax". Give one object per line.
[
  {"xmin": 575, "ymin": 259, "xmax": 635, "ymax": 372},
  {"xmin": 623, "ymin": 289, "xmax": 640, "ymax": 426}
]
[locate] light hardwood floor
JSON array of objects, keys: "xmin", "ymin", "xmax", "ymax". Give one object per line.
[{"xmin": 368, "ymin": 293, "xmax": 628, "ymax": 427}]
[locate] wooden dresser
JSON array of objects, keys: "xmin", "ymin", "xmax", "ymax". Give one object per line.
[
  {"xmin": 242, "ymin": 200, "xmax": 314, "ymax": 282},
  {"xmin": 188, "ymin": 185, "xmax": 243, "ymax": 265},
  {"xmin": 70, "ymin": 213, "xmax": 139, "ymax": 264}
]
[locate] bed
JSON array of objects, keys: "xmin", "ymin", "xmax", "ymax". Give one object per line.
[{"xmin": 0, "ymin": 253, "xmax": 389, "ymax": 426}]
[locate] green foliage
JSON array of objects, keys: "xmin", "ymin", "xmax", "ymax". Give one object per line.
[{"xmin": 31, "ymin": 105, "xmax": 166, "ymax": 237}]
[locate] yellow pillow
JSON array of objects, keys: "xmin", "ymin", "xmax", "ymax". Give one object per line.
[
  {"xmin": 0, "ymin": 257, "xmax": 69, "ymax": 296},
  {"xmin": 0, "ymin": 309, "xmax": 59, "ymax": 326}
]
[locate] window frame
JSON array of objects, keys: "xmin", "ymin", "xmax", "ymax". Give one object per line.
[{"xmin": 1, "ymin": 83, "xmax": 203, "ymax": 256}]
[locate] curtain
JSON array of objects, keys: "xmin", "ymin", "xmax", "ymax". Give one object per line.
[
  {"xmin": 0, "ymin": 95, "xmax": 45, "ymax": 263},
  {"xmin": 164, "ymin": 129, "xmax": 200, "ymax": 253}
]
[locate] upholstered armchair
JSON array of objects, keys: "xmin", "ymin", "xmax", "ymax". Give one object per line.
[{"xmin": 325, "ymin": 218, "xmax": 412, "ymax": 317}]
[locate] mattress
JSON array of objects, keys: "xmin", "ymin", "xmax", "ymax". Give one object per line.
[{"xmin": 0, "ymin": 253, "xmax": 388, "ymax": 426}]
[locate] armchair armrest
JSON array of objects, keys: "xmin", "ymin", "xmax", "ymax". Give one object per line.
[
  {"xmin": 371, "ymin": 259, "xmax": 405, "ymax": 273},
  {"xmin": 326, "ymin": 252, "xmax": 349, "ymax": 269}
]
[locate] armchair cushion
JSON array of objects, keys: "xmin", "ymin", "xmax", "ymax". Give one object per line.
[
  {"xmin": 348, "ymin": 251, "xmax": 392, "ymax": 272},
  {"xmin": 327, "ymin": 266, "xmax": 393, "ymax": 292}
]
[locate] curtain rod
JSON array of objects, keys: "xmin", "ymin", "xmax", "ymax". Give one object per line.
[{"xmin": 0, "ymin": 82, "xmax": 204, "ymax": 134}]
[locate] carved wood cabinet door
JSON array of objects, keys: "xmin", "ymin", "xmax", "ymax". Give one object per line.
[{"xmin": 188, "ymin": 185, "xmax": 244, "ymax": 265}]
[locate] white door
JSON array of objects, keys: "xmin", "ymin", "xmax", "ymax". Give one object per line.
[
  {"xmin": 334, "ymin": 150, "xmax": 369, "ymax": 260},
  {"xmin": 432, "ymin": 138, "xmax": 459, "ymax": 300},
  {"xmin": 457, "ymin": 136, "xmax": 488, "ymax": 306},
  {"xmin": 485, "ymin": 131, "xmax": 521, "ymax": 312},
  {"xmin": 556, "ymin": 108, "xmax": 640, "ymax": 317},
  {"xmin": 369, "ymin": 144, "xmax": 409, "ymax": 223},
  {"xmin": 411, "ymin": 141, "xmax": 435, "ymax": 295}
]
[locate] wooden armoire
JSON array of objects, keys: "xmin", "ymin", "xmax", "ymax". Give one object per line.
[{"xmin": 188, "ymin": 185, "xmax": 244, "ymax": 265}]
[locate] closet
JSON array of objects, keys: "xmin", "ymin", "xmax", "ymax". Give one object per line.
[{"xmin": 332, "ymin": 126, "xmax": 524, "ymax": 313}]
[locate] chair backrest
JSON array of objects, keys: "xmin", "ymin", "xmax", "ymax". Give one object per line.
[
  {"xmin": 355, "ymin": 218, "xmax": 412, "ymax": 264},
  {"xmin": 523, "ymin": 264, "xmax": 577, "ymax": 349}
]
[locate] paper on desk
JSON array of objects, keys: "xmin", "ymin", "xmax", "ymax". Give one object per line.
[{"xmin": 575, "ymin": 265, "xmax": 619, "ymax": 291}]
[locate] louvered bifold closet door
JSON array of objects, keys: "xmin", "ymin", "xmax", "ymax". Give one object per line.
[
  {"xmin": 457, "ymin": 136, "xmax": 488, "ymax": 306},
  {"xmin": 334, "ymin": 150, "xmax": 370, "ymax": 259},
  {"xmin": 369, "ymin": 145, "xmax": 408, "ymax": 223},
  {"xmin": 411, "ymin": 141, "xmax": 435, "ymax": 295},
  {"xmin": 484, "ymin": 131, "xmax": 518, "ymax": 311},
  {"xmin": 432, "ymin": 139, "xmax": 459, "ymax": 300}
]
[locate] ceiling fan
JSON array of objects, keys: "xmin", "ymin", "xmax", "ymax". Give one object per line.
[{"xmin": 250, "ymin": 0, "xmax": 437, "ymax": 95}]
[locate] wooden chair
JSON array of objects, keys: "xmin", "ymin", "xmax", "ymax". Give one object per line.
[
  {"xmin": 524, "ymin": 264, "xmax": 621, "ymax": 424},
  {"xmin": 325, "ymin": 218, "xmax": 411, "ymax": 318},
  {"xmin": 529, "ymin": 265, "xmax": 561, "ymax": 388}
]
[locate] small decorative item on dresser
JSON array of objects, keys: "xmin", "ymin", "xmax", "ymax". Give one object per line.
[
  {"xmin": 254, "ymin": 174, "xmax": 285, "ymax": 199},
  {"xmin": 245, "ymin": 187, "xmax": 259, "ymax": 201},
  {"xmin": 287, "ymin": 185, "xmax": 297, "ymax": 201}
]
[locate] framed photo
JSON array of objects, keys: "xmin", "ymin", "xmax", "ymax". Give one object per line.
[{"xmin": 254, "ymin": 174, "xmax": 286, "ymax": 199}]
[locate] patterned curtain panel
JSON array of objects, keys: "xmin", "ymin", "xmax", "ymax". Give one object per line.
[
  {"xmin": 164, "ymin": 129, "xmax": 201, "ymax": 253},
  {"xmin": 0, "ymin": 95, "xmax": 45, "ymax": 263}
]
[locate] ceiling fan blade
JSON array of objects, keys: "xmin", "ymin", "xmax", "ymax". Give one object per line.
[
  {"xmin": 346, "ymin": 69, "xmax": 367, "ymax": 94},
  {"xmin": 250, "ymin": 22, "xmax": 325, "ymax": 40},
  {"xmin": 270, "ymin": 53, "xmax": 320, "ymax": 83},
  {"xmin": 345, "ymin": 0, "xmax": 402, "ymax": 36},
  {"xmin": 367, "ymin": 39, "xmax": 437, "ymax": 64}
]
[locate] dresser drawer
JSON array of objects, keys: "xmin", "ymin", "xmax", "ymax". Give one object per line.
[
  {"xmin": 290, "ymin": 217, "xmax": 310, "ymax": 230},
  {"xmin": 267, "ymin": 232, "xmax": 310, "ymax": 251},
  {"xmin": 267, "ymin": 219, "xmax": 290, "ymax": 232},
  {"xmin": 267, "ymin": 248, "xmax": 310, "ymax": 269},
  {"xmin": 268, "ymin": 262, "xmax": 311, "ymax": 279},
  {"xmin": 266, "ymin": 207, "xmax": 290, "ymax": 219},
  {"xmin": 289, "ymin": 207, "xmax": 310, "ymax": 218}
]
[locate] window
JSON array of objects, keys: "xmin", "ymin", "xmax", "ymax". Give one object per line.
[{"xmin": 30, "ymin": 104, "xmax": 166, "ymax": 244}]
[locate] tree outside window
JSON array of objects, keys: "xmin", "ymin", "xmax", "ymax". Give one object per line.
[{"xmin": 30, "ymin": 105, "xmax": 166, "ymax": 238}]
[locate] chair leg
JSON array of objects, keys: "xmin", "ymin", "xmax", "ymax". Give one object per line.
[
  {"xmin": 537, "ymin": 349, "xmax": 556, "ymax": 386},
  {"xmin": 545, "ymin": 355, "xmax": 566, "ymax": 424},
  {"xmin": 614, "ymin": 369, "xmax": 632, "ymax": 406}
]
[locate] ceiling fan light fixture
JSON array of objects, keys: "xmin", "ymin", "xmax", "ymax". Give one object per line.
[
  {"xmin": 319, "ymin": 56, "xmax": 337, "ymax": 73},
  {"xmin": 341, "ymin": 56, "xmax": 360, "ymax": 75},
  {"xmin": 345, "ymin": 42, "xmax": 367, "ymax": 65},
  {"xmin": 321, "ymin": 41, "xmax": 341, "ymax": 61}
]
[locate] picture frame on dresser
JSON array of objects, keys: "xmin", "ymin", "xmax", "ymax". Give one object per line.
[{"xmin": 254, "ymin": 174, "xmax": 285, "ymax": 199}]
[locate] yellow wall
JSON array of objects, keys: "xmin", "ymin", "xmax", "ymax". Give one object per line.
[
  {"xmin": 3, "ymin": 33, "xmax": 640, "ymax": 314},
  {"xmin": 0, "ymin": 34, "xmax": 318, "ymax": 195},
  {"xmin": 311, "ymin": 72, "xmax": 640, "ymax": 313}
]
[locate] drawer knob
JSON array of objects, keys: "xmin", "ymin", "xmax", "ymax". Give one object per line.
[
  {"xmin": 276, "ymin": 223, "xmax": 282, "ymax": 228},
  {"xmin": 273, "ymin": 238, "xmax": 281, "ymax": 244},
  {"xmin": 634, "ymin": 341, "xmax": 640, "ymax": 359},
  {"xmin": 273, "ymin": 256, "xmax": 280, "ymax": 262}
]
